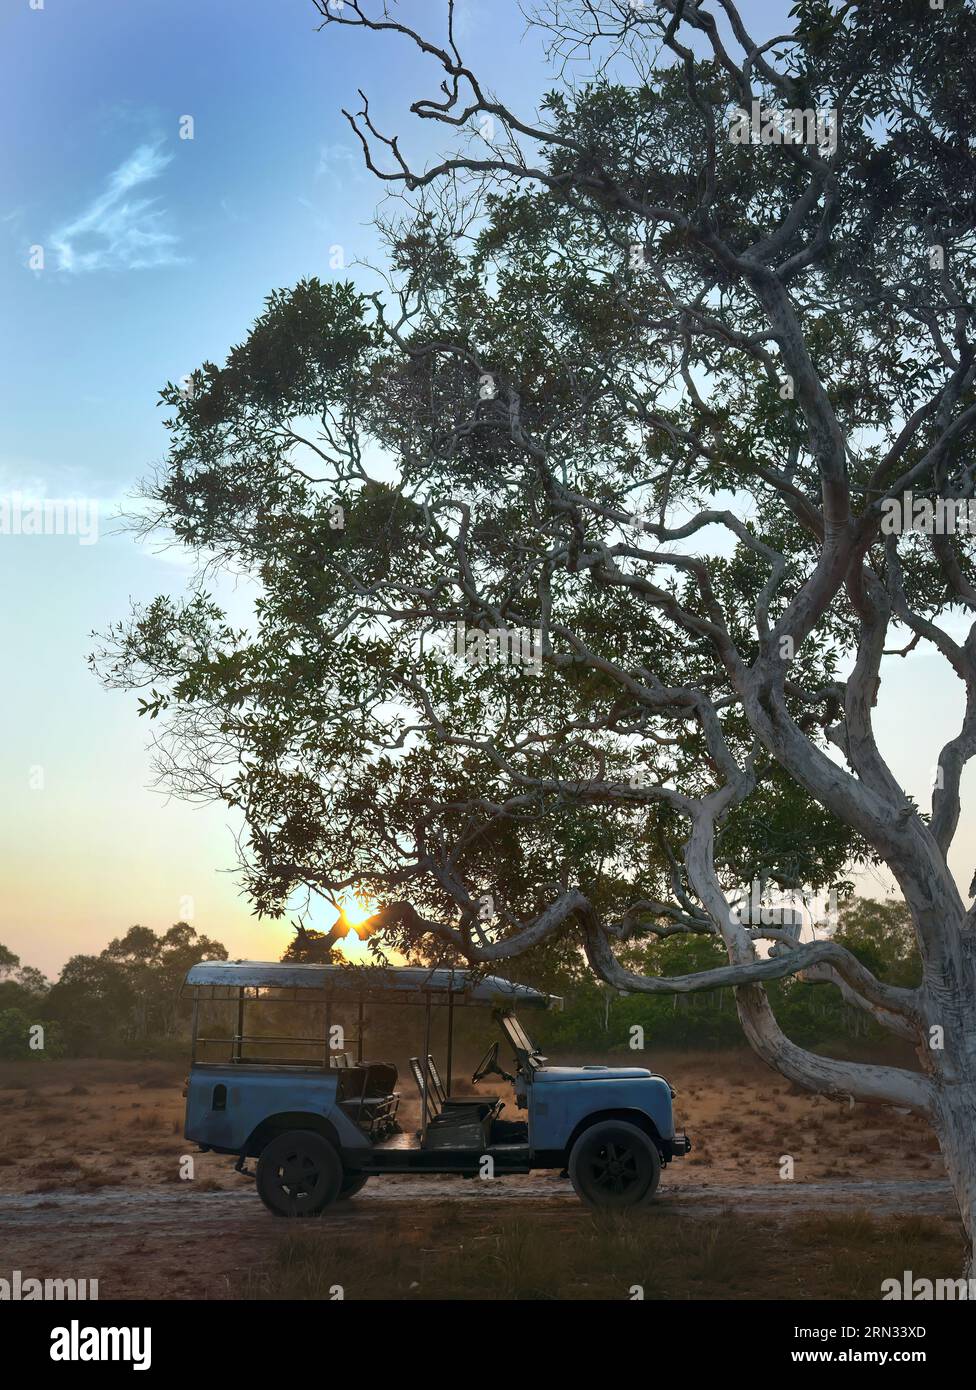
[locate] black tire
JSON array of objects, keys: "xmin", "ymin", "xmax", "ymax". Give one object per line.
[
  {"xmin": 256, "ymin": 1129, "xmax": 343, "ymax": 1217},
  {"xmin": 568, "ymin": 1120, "xmax": 661, "ymax": 1209},
  {"xmin": 337, "ymin": 1173, "xmax": 370, "ymax": 1200}
]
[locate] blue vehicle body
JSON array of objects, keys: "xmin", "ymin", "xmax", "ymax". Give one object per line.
[
  {"xmin": 185, "ymin": 1061, "xmax": 682, "ymax": 1164},
  {"xmin": 185, "ymin": 1067, "xmax": 370, "ymax": 1160},
  {"xmin": 182, "ymin": 961, "xmax": 691, "ymax": 1211}
]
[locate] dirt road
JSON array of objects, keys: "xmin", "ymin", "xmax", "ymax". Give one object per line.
[
  {"xmin": 0, "ymin": 1173, "xmax": 957, "ymax": 1227},
  {"xmin": 0, "ymin": 1175, "xmax": 958, "ymax": 1299}
]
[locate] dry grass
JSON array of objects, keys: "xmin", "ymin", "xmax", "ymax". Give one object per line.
[{"xmin": 239, "ymin": 1207, "xmax": 964, "ymax": 1301}]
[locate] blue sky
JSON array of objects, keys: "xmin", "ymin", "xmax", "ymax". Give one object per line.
[
  {"xmin": 0, "ymin": 0, "xmax": 967, "ymax": 977},
  {"xmin": 0, "ymin": 0, "xmax": 560, "ymax": 976}
]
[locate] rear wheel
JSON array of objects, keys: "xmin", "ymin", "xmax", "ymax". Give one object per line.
[
  {"xmin": 256, "ymin": 1129, "xmax": 343, "ymax": 1217},
  {"xmin": 568, "ymin": 1120, "xmax": 661, "ymax": 1209}
]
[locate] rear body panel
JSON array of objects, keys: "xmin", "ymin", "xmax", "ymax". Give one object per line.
[{"xmin": 185, "ymin": 1065, "xmax": 369, "ymax": 1157}]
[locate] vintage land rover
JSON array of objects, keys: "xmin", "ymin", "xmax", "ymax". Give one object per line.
[{"xmin": 182, "ymin": 960, "xmax": 690, "ymax": 1215}]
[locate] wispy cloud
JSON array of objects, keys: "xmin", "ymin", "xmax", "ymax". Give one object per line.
[
  {"xmin": 49, "ymin": 142, "xmax": 182, "ymax": 273},
  {"xmin": 316, "ymin": 142, "xmax": 361, "ymax": 180}
]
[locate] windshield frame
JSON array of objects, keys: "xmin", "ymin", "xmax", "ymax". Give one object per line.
[{"xmin": 497, "ymin": 1011, "xmax": 542, "ymax": 1069}]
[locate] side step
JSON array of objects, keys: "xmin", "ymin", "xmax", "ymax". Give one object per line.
[{"xmin": 361, "ymin": 1144, "xmax": 532, "ymax": 1175}]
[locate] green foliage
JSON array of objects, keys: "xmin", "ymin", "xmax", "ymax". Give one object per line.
[
  {"xmin": 0, "ymin": 950, "xmax": 64, "ymax": 1061},
  {"xmin": 0, "ymin": 1009, "xmax": 64, "ymax": 1061},
  {"xmin": 0, "ymin": 949, "xmax": 52, "ymax": 1048},
  {"xmin": 90, "ymin": 59, "xmax": 889, "ymax": 943},
  {"xmin": 832, "ymin": 897, "xmax": 922, "ymax": 988},
  {"xmin": 40, "ymin": 923, "xmax": 228, "ymax": 1056}
]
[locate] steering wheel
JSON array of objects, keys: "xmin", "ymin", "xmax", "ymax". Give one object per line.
[{"xmin": 471, "ymin": 1040, "xmax": 514, "ymax": 1085}]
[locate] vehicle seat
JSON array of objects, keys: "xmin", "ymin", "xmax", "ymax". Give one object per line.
[
  {"xmin": 409, "ymin": 1056, "xmax": 499, "ymax": 1120},
  {"xmin": 427, "ymin": 1054, "xmax": 500, "ymax": 1110},
  {"xmin": 336, "ymin": 1061, "xmax": 400, "ymax": 1139},
  {"xmin": 420, "ymin": 1106, "xmax": 493, "ymax": 1152}
]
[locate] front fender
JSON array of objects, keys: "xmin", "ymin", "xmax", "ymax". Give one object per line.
[{"xmin": 529, "ymin": 1075, "xmax": 675, "ymax": 1153}]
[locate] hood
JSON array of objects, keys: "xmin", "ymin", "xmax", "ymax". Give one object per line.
[{"xmin": 534, "ymin": 1065, "xmax": 658, "ymax": 1083}]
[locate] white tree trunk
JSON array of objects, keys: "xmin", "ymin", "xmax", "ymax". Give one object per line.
[
  {"xmin": 933, "ymin": 1081, "xmax": 976, "ymax": 1277},
  {"xmin": 925, "ymin": 946, "xmax": 976, "ymax": 1274}
]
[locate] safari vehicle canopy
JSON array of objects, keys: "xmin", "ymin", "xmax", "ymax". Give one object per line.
[{"xmin": 182, "ymin": 960, "xmax": 560, "ymax": 1131}]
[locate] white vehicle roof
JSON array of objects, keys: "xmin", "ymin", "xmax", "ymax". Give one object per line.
[{"xmin": 182, "ymin": 960, "xmax": 560, "ymax": 1009}]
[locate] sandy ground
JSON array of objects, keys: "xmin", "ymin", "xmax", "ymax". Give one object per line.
[
  {"xmin": 0, "ymin": 1178, "xmax": 958, "ymax": 1301},
  {"xmin": 0, "ymin": 1051, "xmax": 954, "ymax": 1299}
]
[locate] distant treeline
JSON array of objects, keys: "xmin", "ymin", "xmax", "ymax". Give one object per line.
[
  {"xmin": 0, "ymin": 898, "xmax": 920, "ymax": 1061},
  {"xmin": 0, "ymin": 924, "xmax": 228, "ymax": 1060}
]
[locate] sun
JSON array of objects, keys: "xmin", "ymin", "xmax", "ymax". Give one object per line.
[
  {"xmin": 332, "ymin": 891, "xmax": 377, "ymax": 962},
  {"xmin": 339, "ymin": 896, "xmax": 373, "ymax": 930}
]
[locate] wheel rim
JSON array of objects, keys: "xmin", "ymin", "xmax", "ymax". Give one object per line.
[
  {"xmin": 586, "ymin": 1138, "xmax": 641, "ymax": 1195},
  {"xmin": 272, "ymin": 1148, "xmax": 325, "ymax": 1209}
]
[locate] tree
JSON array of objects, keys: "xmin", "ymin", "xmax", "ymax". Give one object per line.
[
  {"xmin": 92, "ymin": 0, "xmax": 976, "ymax": 1263},
  {"xmin": 43, "ymin": 955, "xmax": 134, "ymax": 1056},
  {"xmin": 283, "ymin": 916, "xmax": 358, "ymax": 964},
  {"xmin": 44, "ymin": 923, "xmax": 228, "ymax": 1052},
  {"xmin": 0, "ymin": 943, "xmax": 51, "ymax": 1015},
  {"xmin": 0, "ymin": 943, "xmax": 56, "ymax": 1060},
  {"xmin": 832, "ymin": 897, "xmax": 922, "ymax": 989}
]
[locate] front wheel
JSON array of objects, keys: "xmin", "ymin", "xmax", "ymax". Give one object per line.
[
  {"xmin": 256, "ymin": 1129, "xmax": 343, "ymax": 1217},
  {"xmin": 568, "ymin": 1120, "xmax": 661, "ymax": 1209}
]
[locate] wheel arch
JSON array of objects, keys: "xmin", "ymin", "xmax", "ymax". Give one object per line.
[
  {"xmin": 565, "ymin": 1108, "xmax": 664, "ymax": 1160},
  {"xmin": 244, "ymin": 1111, "xmax": 342, "ymax": 1159}
]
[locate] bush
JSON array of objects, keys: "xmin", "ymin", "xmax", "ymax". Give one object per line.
[{"xmin": 0, "ymin": 1008, "xmax": 66, "ymax": 1060}]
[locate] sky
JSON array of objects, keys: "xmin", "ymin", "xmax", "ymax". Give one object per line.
[
  {"xmin": 1, "ymin": 0, "xmax": 971, "ymax": 979},
  {"xmin": 0, "ymin": 0, "xmax": 560, "ymax": 977}
]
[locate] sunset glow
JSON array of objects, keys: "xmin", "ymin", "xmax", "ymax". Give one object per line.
[
  {"xmin": 333, "ymin": 926, "xmax": 370, "ymax": 963},
  {"xmin": 338, "ymin": 894, "xmax": 375, "ymax": 931},
  {"xmin": 331, "ymin": 891, "xmax": 379, "ymax": 962}
]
